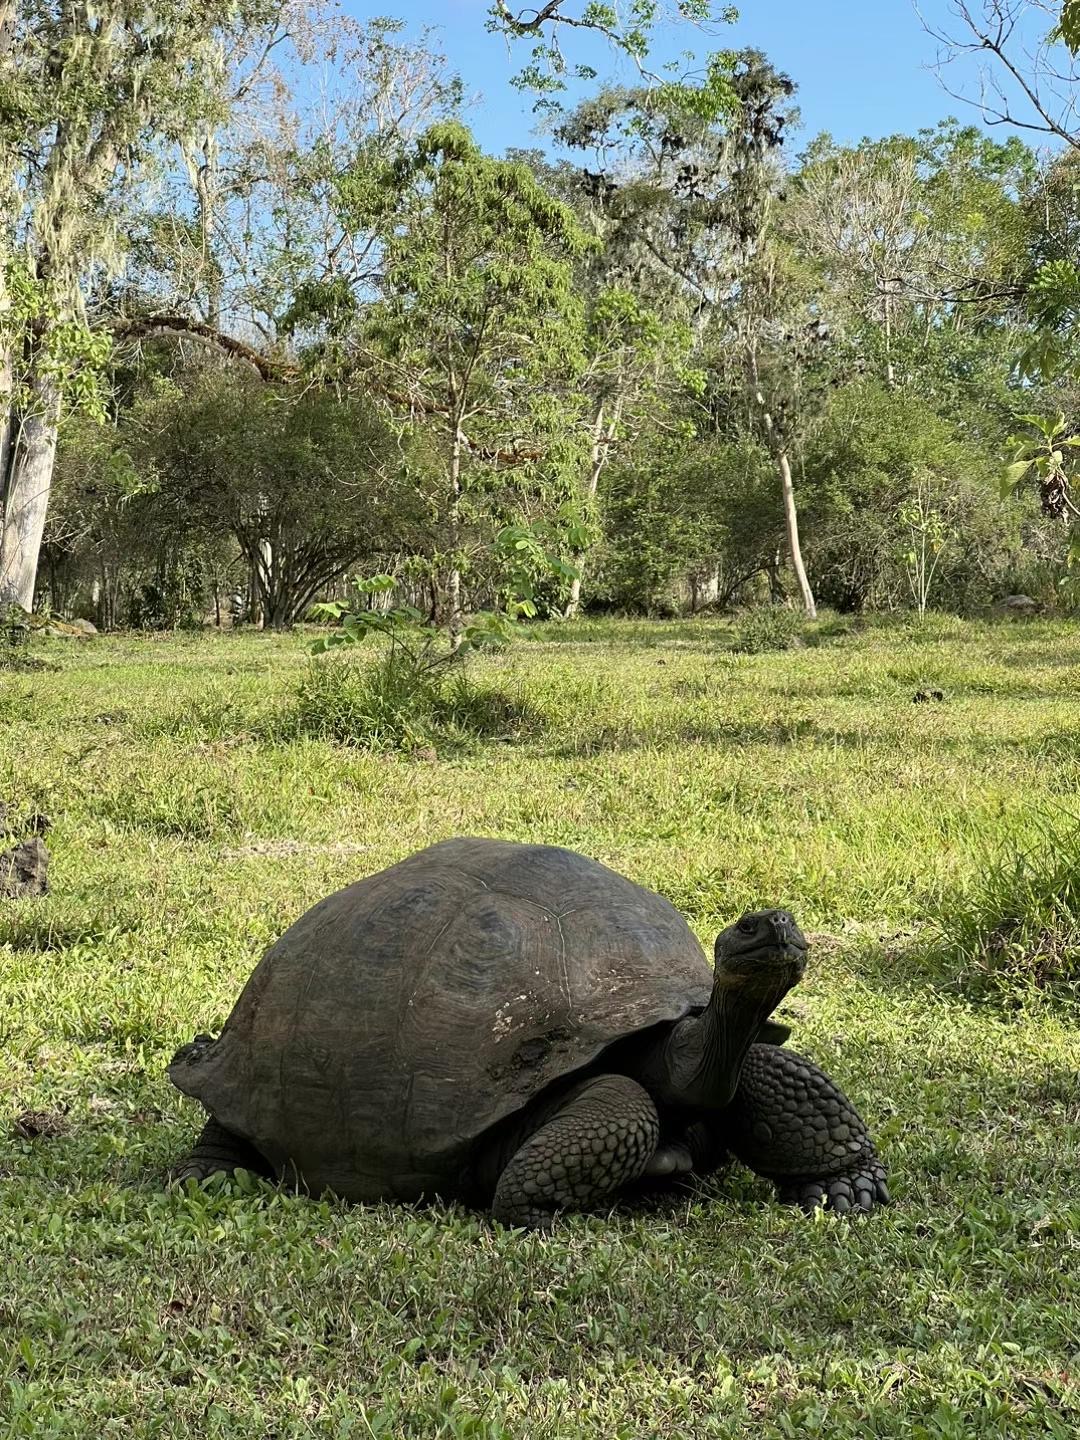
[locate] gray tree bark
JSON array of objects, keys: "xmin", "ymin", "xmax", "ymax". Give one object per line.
[
  {"xmin": 565, "ymin": 398, "xmax": 620, "ymax": 620},
  {"xmin": 0, "ymin": 375, "xmax": 61, "ymax": 612},
  {"xmin": 748, "ymin": 350, "xmax": 816, "ymax": 619}
]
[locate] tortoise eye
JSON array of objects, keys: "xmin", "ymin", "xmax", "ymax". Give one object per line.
[{"xmin": 737, "ymin": 917, "xmax": 758, "ymax": 935}]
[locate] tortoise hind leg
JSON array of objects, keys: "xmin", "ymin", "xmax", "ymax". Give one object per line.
[
  {"xmin": 723, "ymin": 1044, "xmax": 889, "ymax": 1214},
  {"xmin": 170, "ymin": 1116, "xmax": 272, "ymax": 1186},
  {"xmin": 492, "ymin": 1075, "xmax": 659, "ymax": 1231}
]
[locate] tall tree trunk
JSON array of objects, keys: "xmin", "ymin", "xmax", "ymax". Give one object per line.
[
  {"xmin": 881, "ymin": 275, "xmax": 896, "ymax": 390},
  {"xmin": 748, "ymin": 352, "xmax": 816, "ymax": 619},
  {"xmin": 0, "ymin": 347, "xmax": 12, "ymax": 519},
  {"xmin": 565, "ymin": 398, "xmax": 620, "ymax": 620},
  {"xmin": 775, "ymin": 446, "xmax": 816, "ymax": 618},
  {"xmin": 0, "ymin": 375, "xmax": 61, "ymax": 612},
  {"xmin": 0, "ymin": 0, "xmax": 14, "ymax": 507},
  {"xmin": 447, "ymin": 425, "xmax": 464, "ymax": 651}
]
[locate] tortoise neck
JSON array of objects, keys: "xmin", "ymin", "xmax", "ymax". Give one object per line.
[{"xmin": 660, "ymin": 972, "xmax": 792, "ymax": 1111}]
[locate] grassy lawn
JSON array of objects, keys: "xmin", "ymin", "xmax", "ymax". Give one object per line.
[{"xmin": 2, "ymin": 615, "xmax": 1079, "ymax": 1438}]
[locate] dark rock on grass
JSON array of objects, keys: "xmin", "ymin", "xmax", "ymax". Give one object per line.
[
  {"xmin": 997, "ymin": 594, "xmax": 1039, "ymax": 617},
  {"xmin": 10, "ymin": 1109, "xmax": 67, "ymax": 1141},
  {"xmin": 0, "ymin": 836, "xmax": 49, "ymax": 898}
]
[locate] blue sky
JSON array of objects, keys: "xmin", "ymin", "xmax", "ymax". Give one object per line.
[{"xmin": 344, "ymin": 1, "xmax": 1055, "ymax": 158}]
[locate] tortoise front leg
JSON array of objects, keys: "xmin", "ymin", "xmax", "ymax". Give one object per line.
[
  {"xmin": 492, "ymin": 1075, "xmax": 660, "ymax": 1230},
  {"xmin": 723, "ymin": 1044, "xmax": 889, "ymax": 1214},
  {"xmin": 170, "ymin": 1115, "xmax": 272, "ymax": 1186}
]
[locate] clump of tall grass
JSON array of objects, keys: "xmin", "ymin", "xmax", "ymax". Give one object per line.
[
  {"xmin": 731, "ymin": 605, "xmax": 805, "ymax": 654},
  {"xmin": 930, "ymin": 810, "xmax": 1080, "ymax": 999},
  {"xmin": 292, "ymin": 651, "xmax": 542, "ymax": 752}
]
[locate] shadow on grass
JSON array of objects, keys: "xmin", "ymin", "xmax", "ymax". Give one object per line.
[{"xmin": 547, "ymin": 714, "xmax": 1080, "ymax": 760}]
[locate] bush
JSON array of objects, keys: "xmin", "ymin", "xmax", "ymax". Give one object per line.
[
  {"xmin": 0, "ymin": 645, "xmax": 59, "ymax": 673},
  {"xmin": 800, "ymin": 381, "xmax": 1033, "ymax": 614},
  {"xmin": 293, "ymin": 653, "xmax": 541, "ymax": 752},
  {"xmin": 930, "ymin": 811, "xmax": 1080, "ymax": 998},
  {"xmin": 732, "ymin": 605, "xmax": 805, "ymax": 654}
]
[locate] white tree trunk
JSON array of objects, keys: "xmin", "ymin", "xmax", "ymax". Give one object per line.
[
  {"xmin": 0, "ymin": 364, "xmax": 12, "ymax": 528},
  {"xmin": 748, "ymin": 350, "xmax": 816, "ymax": 619},
  {"xmin": 0, "ymin": 376, "xmax": 61, "ymax": 612},
  {"xmin": 882, "ymin": 277, "xmax": 896, "ymax": 390},
  {"xmin": 565, "ymin": 399, "xmax": 619, "ymax": 620},
  {"xmin": 447, "ymin": 424, "xmax": 465, "ymax": 650},
  {"xmin": 776, "ymin": 446, "xmax": 816, "ymax": 619}
]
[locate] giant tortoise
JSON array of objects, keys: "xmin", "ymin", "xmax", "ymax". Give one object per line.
[{"xmin": 169, "ymin": 838, "xmax": 887, "ymax": 1228}]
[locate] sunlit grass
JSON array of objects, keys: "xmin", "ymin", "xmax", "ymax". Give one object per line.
[{"xmin": 2, "ymin": 614, "xmax": 1079, "ymax": 1436}]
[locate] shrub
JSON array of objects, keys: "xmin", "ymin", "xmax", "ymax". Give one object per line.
[
  {"xmin": 732, "ymin": 605, "xmax": 805, "ymax": 654},
  {"xmin": 0, "ymin": 646, "xmax": 59, "ymax": 673},
  {"xmin": 293, "ymin": 653, "xmax": 541, "ymax": 751}
]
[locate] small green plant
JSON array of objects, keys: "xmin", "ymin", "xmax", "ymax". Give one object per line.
[
  {"xmin": 302, "ymin": 577, "xmax": 541, "ymax": 750},
  {"xmin": 897, "ymin": 476, "xmax": 954, "ymax": 617},
  {"xmin": 732, "ymin": 605, "xmax": 804, "ymax": 654}
]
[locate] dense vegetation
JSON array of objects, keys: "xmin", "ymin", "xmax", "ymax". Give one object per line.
[
  {"xmin": 3, "ymin": 618, "xmax": 1079, "ymax": 1435},
  {"xmin": 4, "ymin": 4, "xmax": 1080, "ymax": 633}
]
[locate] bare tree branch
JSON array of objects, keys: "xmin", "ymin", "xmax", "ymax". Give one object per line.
[{"xmin": 917, "ymin": 0, "xmax": 1080, "ymax": 149}]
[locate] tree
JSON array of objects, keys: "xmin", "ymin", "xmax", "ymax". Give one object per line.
[
  {"xmin": 488, "ymin": 1, "xmax": 732, "ymax": 108},
  {"xmin": 335, "ymin": 121, "xmax": 593, "ymax": 646},
  {"xmin": 0, "ymin": 0, "xmax": 279, "ymax": 614},
  {"xmin": 551, "ymin": 52, "xmax": 819, "ymax": 614},
  {"xmin": 792, "ymin": 123, "xmax": 1033, "ymax": 396},
  {"xmin": 711, "ymin": 54, "xmax": 818, "ymax": 617},
  {"xmin": 925, "ymin": 3, "xmax": 1080, "ymax": 568},
  {"xmin": 799, "ymin": 380, "xmax": 1031, "ymax": 612},
  {"xmin": 922, "ymin": 1, "xmax": 1080, "ymax": 152},
  {"xmin": 121, "ymin": 13, "xmax": 463, "ymax": 626},
  {"xmin": 131, "ymin": 373, "xmax": 406, "ymax": 630}
]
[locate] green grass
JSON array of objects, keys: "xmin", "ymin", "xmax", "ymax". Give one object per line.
[{"xmin": 2, "ymin": 615, "xmax": 1080, "ymax": 1437}]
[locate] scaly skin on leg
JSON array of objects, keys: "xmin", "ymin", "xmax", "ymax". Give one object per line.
[
  {"xmin": 170, "ymin": 1116, "xmax": 271, "ymax": 1186},
  {"xmin": 492, "ymin": 1075, "xmax": 660, "ymax": 1230},
  {"xmin": 722, "ymin": 1044, "xmax": 889, "ymax": 1214}
]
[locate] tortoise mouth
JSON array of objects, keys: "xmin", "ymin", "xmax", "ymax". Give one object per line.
[{"xmin": 720, "ymin": 940, "xmax": 807, "ymax": 986}]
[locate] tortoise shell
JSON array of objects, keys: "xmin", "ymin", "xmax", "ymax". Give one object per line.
[{"xmin": 169, "ymin": 837, "xmax": 713, "ymax": 1201}]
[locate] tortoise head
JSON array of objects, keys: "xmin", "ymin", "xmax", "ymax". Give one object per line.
[{"xmin": 713, "ymin": 908, "xmax": 807, "ymax": 996}]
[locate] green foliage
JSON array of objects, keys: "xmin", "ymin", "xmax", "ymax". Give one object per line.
[
  {"xmin": 897, "ymin": 481, "xmax": 955, "ymax": 616},
  {"xmin": 333, "ymin": 120, "xmax": 595, "ymax": 636},
  {"xmin": 800, "ymin": 382, "xmax": 1031, "ymax": 613},
  {"xmin": 1059, "ymin": 0, "xmax": 1080, "ymax": 52},
  {"xmin": 305, "ymin": 574, "xmax": 543, "ymax": 750},
  {"xmin": 0, "ymin": 258, "xmax": 113, "ymax": 421},
  {"xmin": 732, "ymin": 605, "xmax": 804, "ymax": 653},
  {"xmin": 592, "ymin": 436, "xmax": 780, "ymax": 614},
  {"xmin": 136, "ymin": 375, "xmax": 404, "ymax": 628},
  {"xmin": 1003, "ymin": 411, "xmax": 1080, "ymax": 518},
  {"xmin": 486, "ymin": 0, "xmax": 737, "ymax": 117},
  {"xmin": 294, "ymin": 652, "xmax": 538, "ymax": 754},
  {"xmin": 1018, "ymin": 260, "xmax": 1080, "ymax": 380},
  {"xmin": 493, "ymin": 521, "xmax": 583, "ymax": 619},
  {"xmin": 930, "ymin": 810, "xmax": 1080, "ymax": 998}
]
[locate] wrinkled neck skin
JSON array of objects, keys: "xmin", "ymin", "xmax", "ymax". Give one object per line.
[{"xmin": 647, "ymin": 972, "xmax": 793, "ymax": 1112}]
